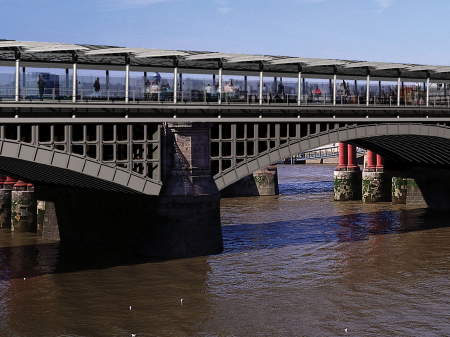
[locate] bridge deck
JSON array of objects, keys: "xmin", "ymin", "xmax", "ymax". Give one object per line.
[{"xmin": 1, "ymin": 101, "xmax": 450, "ymax": 121}]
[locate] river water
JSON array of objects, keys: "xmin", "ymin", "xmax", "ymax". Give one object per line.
[{"xmin": 1, "ymin": 165, "xmax": 450, "ymax": 337}]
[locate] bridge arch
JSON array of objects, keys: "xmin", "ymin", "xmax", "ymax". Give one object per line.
[
  {"xmin": 214, "ymin": 122, "xmax": 450, "ymax": 190},
  {"xmin": 0, "ymin": 140, "xmax": 162, "ymax": 195}
]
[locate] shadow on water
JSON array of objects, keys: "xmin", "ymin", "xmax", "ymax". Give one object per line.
[
  {"xmin": 0, "ymin": 240, "xmax": 166, "ymax": 282},
  {"xmin": 222, "ymin": 207, "xmax": 450, "ymax": 254},
  {"xmin": 0, "ymin": 206, "xmax": 449, "ymax": 280}
]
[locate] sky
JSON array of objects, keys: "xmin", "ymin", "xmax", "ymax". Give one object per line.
[{"xmin": 1, "ymin": 0, "xmax": 450, "ymax": 65}]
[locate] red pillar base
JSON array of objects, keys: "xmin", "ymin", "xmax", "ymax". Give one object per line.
[
  {"xmin": 376, "ymin": 154, "xmax": 384, "ymax": 172},
  {"xmin": 346, "ymin": 144, "xmax": 360, "ymax": 171}
]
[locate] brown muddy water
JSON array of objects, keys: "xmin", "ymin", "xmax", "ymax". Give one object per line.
[{"xmin": 0, "ymin": 164, "xmax": 450, "ymax": 337}]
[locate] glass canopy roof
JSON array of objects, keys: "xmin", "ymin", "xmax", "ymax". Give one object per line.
[{"xmin": 0, "ymin": 39, "xmax": 448, "ymax": 80}]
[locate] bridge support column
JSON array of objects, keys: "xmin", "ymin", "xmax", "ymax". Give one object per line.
[
  {"xmin": 0, "ymin": 177, "xmax": 15, "ymax": 229},
  {"xmin": 11, "ymin": 181, "xmax": 36, "ymax": 233},
  {"xmin": 334, "ymin": 143, "xmax": 361, "ymax": 201},
  {"xmin": 158, "ymin": 122, "xmax": 223, "ymax": 258},
  {"xmin": 362, "ymin": 154, "xmax": 391, "ymax": 203},
  {"xmin": 392, "ymin": 177, "xmax": 408, "ymax": 204},
  {"xmin": 32, "ymin": 123, "xmax": 221, "ymax": 259},
  {"xmin": 36, "ymin": 200, "xmax": 60, "ymax": 240},
  {"xmin": 252, "ymin": 165, "xmax": 279, "ymax": 195},
  {"xmin": 222, "ymin": 165, "xmax": 279, "ymax": 197}
]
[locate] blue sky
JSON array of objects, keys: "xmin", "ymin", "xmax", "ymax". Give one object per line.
[{"xmin": 1, "ymin": 0, "xmax": 450, "ymax": 65}]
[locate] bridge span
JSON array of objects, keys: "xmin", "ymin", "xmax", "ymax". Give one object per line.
[{"xmin": 0, "ymin": 40, "xmax": 450, "ymax": 258}]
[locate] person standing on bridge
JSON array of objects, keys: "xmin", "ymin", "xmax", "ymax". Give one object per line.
[
  {"xmin": 144, "ymin": 79, "xmax": 151, "ymax": 100},
  {"xmin": 205, "ymin": 83, "xmax": 212, "ymax": 102},
  {"xmin": 93, "ymin": 77, "xmax": 101, "ymax": 98},
  {"xmin": 37, "ymin": 74, "xmax": 45, "ymax": 100}
]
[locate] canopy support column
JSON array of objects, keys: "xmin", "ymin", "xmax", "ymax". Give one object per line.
[
  {"xmin": 22, "ymin": 66, "xmax": 26, "ymax": 99},
  {"xmin": 333, "ymin": 73, "xmax": 337, "ymax": 106},
  {"xmin": 218, "ymin": 65, "xmax": 223, "ymax": 105},
  {"xmin": 173, "ymin": 63, "xmax": 178, "ymax": 104},
  {"xmin": 72, "ymin": 61, "xmax": 77, "ymax": 103},
  {"xmin": 14, "ymin": 53, "xmax": 20, "ymax": 102},
  {"xmin": 179, "ymin": 73, "xmax": 183, "ymax": 101},
  {"xmin": 297, "ymin": 71, "xmax": 302, "ymax": 106},
  {"xmin": 426, "ymin": 76, "xmax": 430, "ymax": 107},
  {"xmin": 259, "ymin": 63, "xmax": 263, "ymax": 105},
  {"xmin": 397, "ymin": 77, "xmax": 401, "ymax": 106},
  {"xmin": 366, "ymin": 73, "xmax": 370, "ymax": 106},
  {"xmin": 125, "ymin": 57, "xmax": 130, "ymax": 103}
]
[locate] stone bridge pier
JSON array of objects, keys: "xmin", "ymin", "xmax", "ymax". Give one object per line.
[
  {"xmin": 36, "ymin": 122, "xmax": 223, "ymax": 259},
  {"xmin": 157, "ymin": 122, "xmax": 223, "ymax": 258}
]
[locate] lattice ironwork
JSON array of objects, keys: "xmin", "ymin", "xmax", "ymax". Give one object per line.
[
  {"xmin": 0, "ymin": 123, "xmax": 161, "ymax": 182},
  {"xmin": 211, "ymin": 122, "xmax": 344, "ymax": 176},
  {"xmin": 211, "ymin": 121, "xmax": 450, "ymax": 190}
]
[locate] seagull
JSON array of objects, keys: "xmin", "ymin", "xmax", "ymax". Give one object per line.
[{"xmin": 180, "ymin": 298, "xmax": 184, "ymax": 305}]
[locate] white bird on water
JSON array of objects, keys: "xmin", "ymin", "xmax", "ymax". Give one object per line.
[
  {"xmin": 180, "ymin": 298, "xmax": 184, "ymax": 305},
  {"xmin": 344, "ymin": 328, "xmax": 348, "ymax": 333}
]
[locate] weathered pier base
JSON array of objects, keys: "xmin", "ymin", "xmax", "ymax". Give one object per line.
[
  {"xmin": 334, "ymin": 170, "xmax": 362, "ymax": 201},
  {"xmin": 362, "ymin": 152, "xmax": 391, "ymax": 203},
  {"xmin": 36, "ymin": 200, "xmax": 60, "ymax": 240},
  {"xmin": 37, "ymin": 200, "xmax": 45, "ymax": 233},
  {"xmin": 11, "ymin": 180, "xmax": 36, "ymax": 232},
  {"xmin": 405, "ymin": 178, "xmax": 425, "ymax": 205},
  {"xmin": 222, "ymin": 165, "xmax": 279, "ymax": 197},
  {"xmin": 392, "ymin": 177, "xmax": 408, "ymax": 204},
  {"xmin": 334, "ymin": 143, "xmax": 362, "ymax": 201},
  {"xmin": 0, "ymin": 177, "xmax": 15, "ymax": 229},
  {"xmin": 362, "ymin": 171, "xmax": 391, "ymax": 203}
]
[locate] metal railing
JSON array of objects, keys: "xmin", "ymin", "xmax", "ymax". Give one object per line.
[
  {"xmin": 289, "ymin": 145, "xmax": 366, "ymax": 162},
  {"xmin": 1, "ymin": 86, "xmax": 450, "ymax": 108},
  {"xmin": 300, "ymin": 146, "xmax": 340, "ymax": 160}
]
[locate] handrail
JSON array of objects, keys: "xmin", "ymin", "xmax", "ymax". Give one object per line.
[{"xmin": 1, "ymin": 86, "xmax": 449, "ymax": 107}]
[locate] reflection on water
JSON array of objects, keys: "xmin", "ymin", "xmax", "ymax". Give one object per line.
[{"xmin": 1, "ymin": 164, "xmax": 450, "ymax": 336}]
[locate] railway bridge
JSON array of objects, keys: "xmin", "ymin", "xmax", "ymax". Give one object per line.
[{"xmin": 1, "ymin": 40, "xmax": 450, "ymax": 257}]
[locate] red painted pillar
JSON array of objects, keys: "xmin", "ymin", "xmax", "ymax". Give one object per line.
[
  {"xmin": 338, "ymin": 142, "xmax": 347, "ymax": 169},
  {"xmin": 4, "ymin": 176, "xmax": 17, "ymax": 189},
  {"xmin": 347, "ymin": 144, "xmax": 358, "ymax": 170},
  {"xmin": 367, "ymin": 150, "xmax": 376, "ymax": 169},
  {"xmin": 376, "ymin": 154, "xmax": 384, "ymax": 170}
]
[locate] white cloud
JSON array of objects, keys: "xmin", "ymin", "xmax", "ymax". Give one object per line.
[
  {"xmin": 215, "ymin": 0, "xmax": 231, "ymax": 14},
  {"xmin": 375, "ymin": 0, "xmax": 394, "ymax": 11},
  {"xmin": 218, "ymin": 6, "xmax": 231, "ymax": 14}
]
